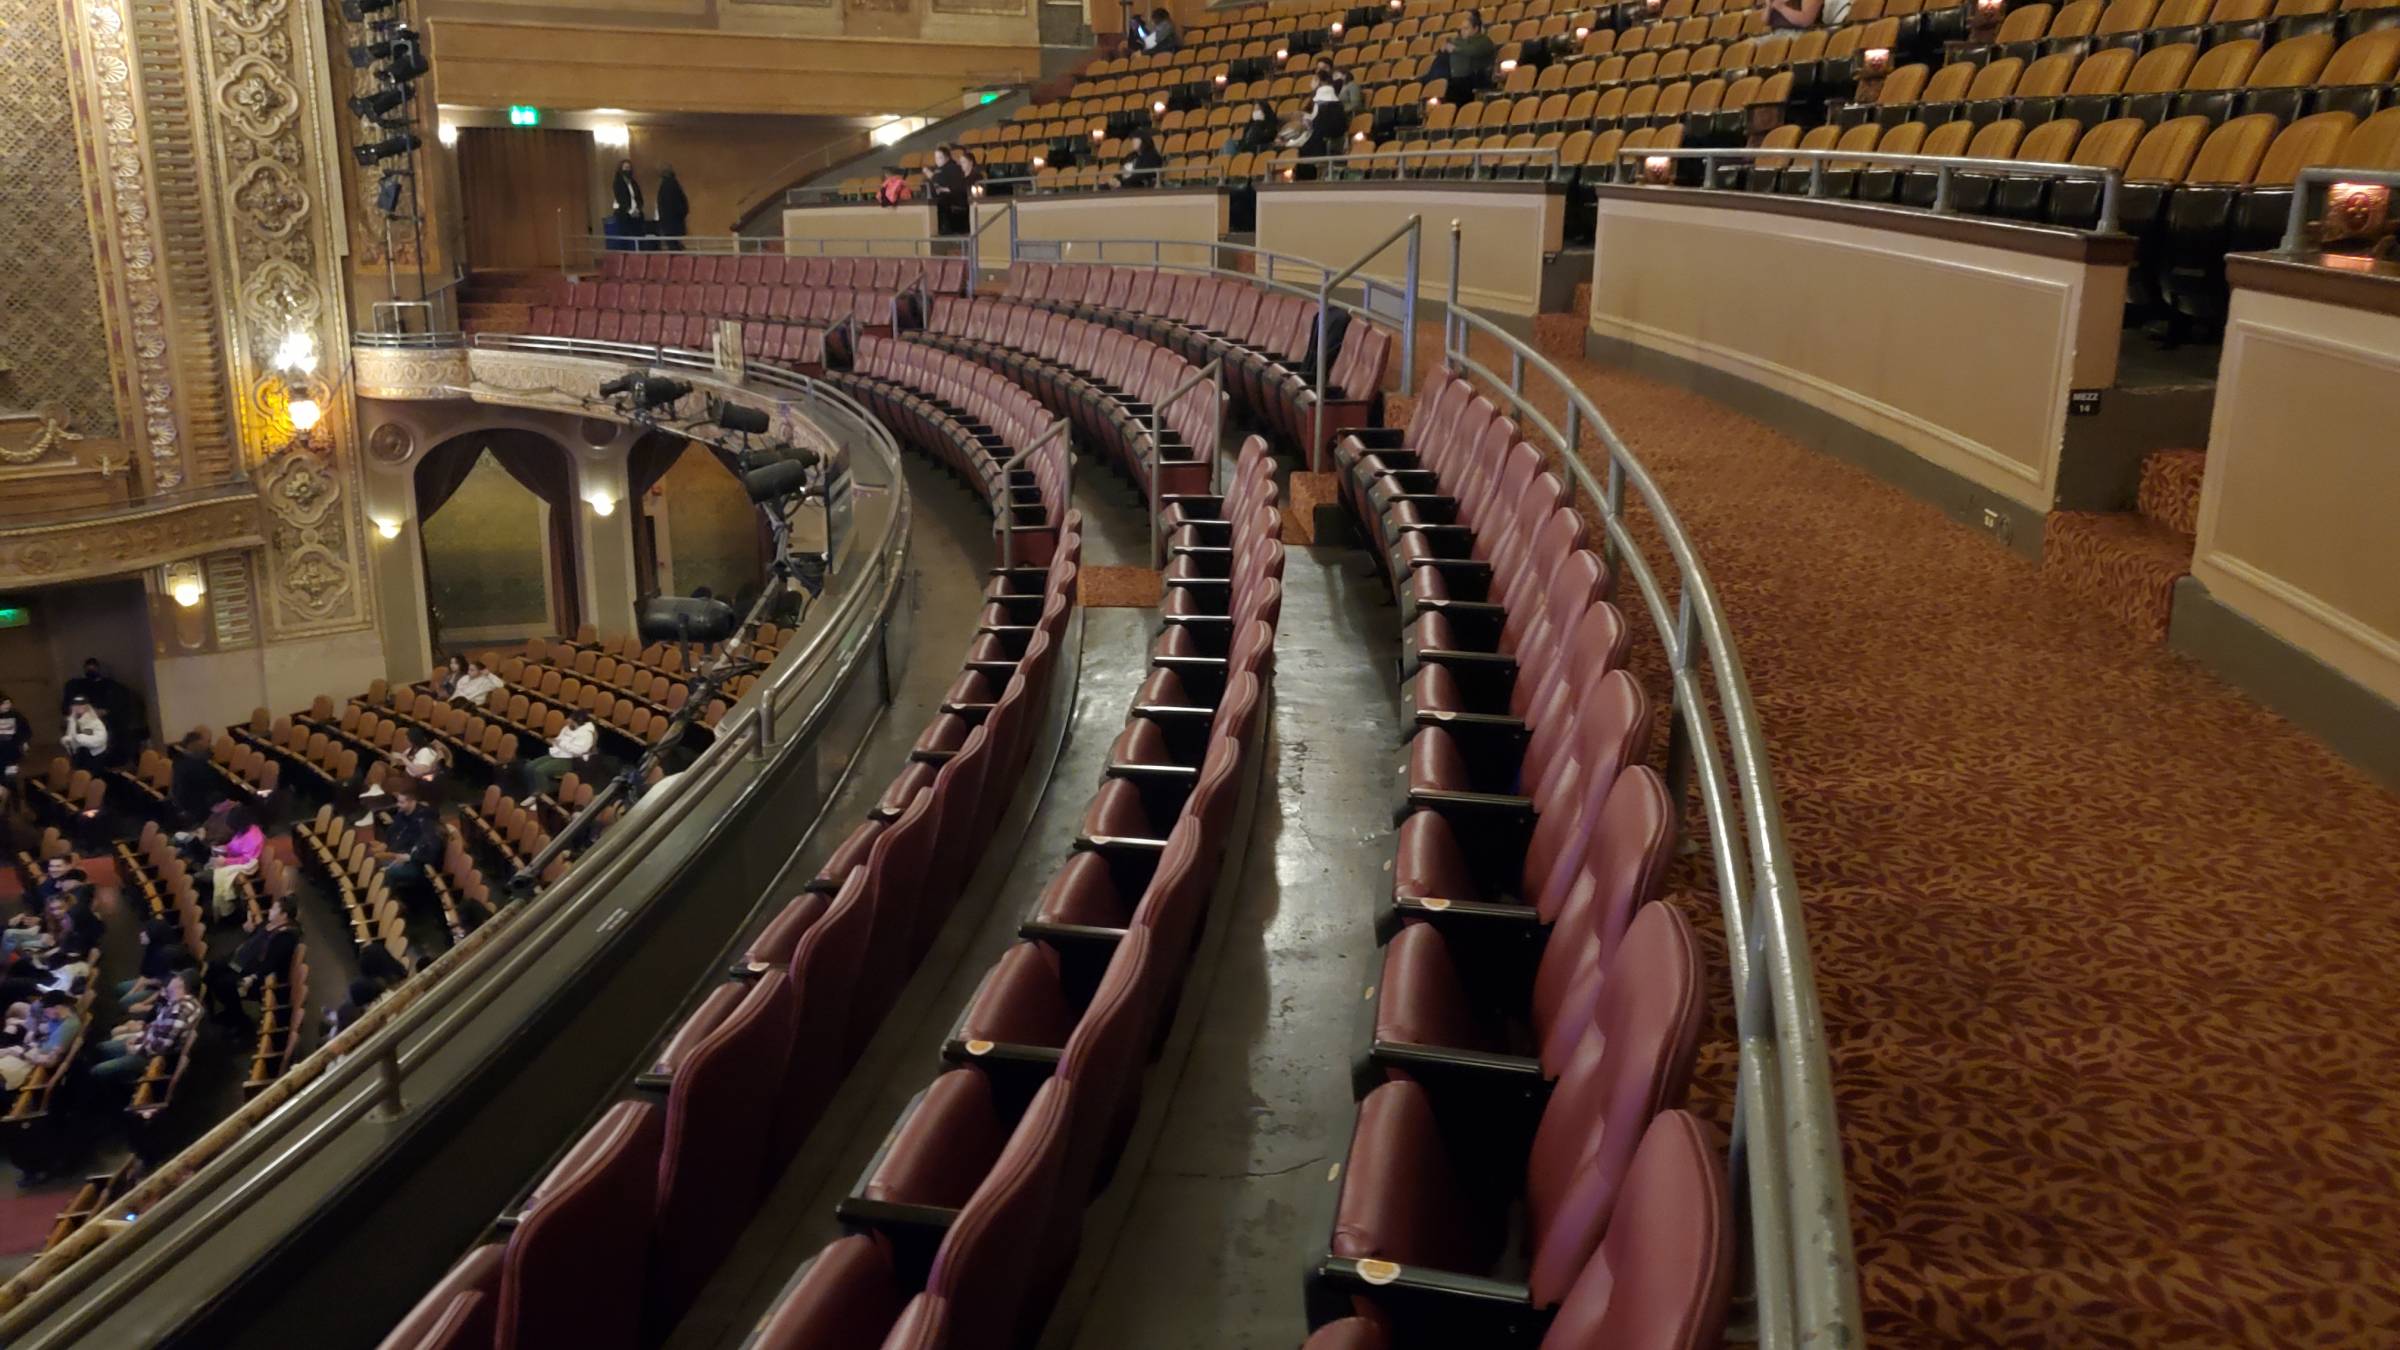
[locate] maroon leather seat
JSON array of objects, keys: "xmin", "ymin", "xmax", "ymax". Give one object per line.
[
  {"xmin": 879, "ymin": 1077, "xmax": 1073, "ymax": 1350},
  {"xmin": 494, "ymin": 1100, "xmax": 661, "ymax": 1350},
  {"xmin": 1408, "ymin": 666, "xmax": 1648, "ymax": 801},
  {"xmin": 754, "ymin": 1234, "xmax": 907, "ymax": 1350},
  {"xmin": 1409, "ymin": 600, "xmax": 1629, "ymax": 726},
  {"xmin": 1388, "ymin": 751, "xmax": 1603, "ymax": 931},
  {"xmin": 1325, "ymin": 903, "xmax": 1705, "ymax": 1311},
  {"xmin": 772, "ymin": 867, "xmax": 877, "ymax": 1164},
  {"xmin": 1403, "ymin": 542, "xmax": 1604, "ymax": 682},
  {"xmin": 1304, "ymin": 1110, "xmax": 1730, "ymax": 1350},
  {"xmin": 745, "ymin": 889, "xmax": 828, "ymax": 971},
  {"xmin": 849, "ymin": 786, "xmax": 940, "ymax": 1057},
  {"xmin": 862, "ymin": 1066, "xmax": 1011, "ymax": 1212},
  {"xmin": 378, "ymin": 1244, "xmax": 500, "ymax": 1350},
  {"xmin": 648, "ymin": 970, "xmax": 796, "ymax": 1331}
]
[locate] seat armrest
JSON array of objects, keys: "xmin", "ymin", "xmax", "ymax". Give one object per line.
[{"xmin": 1304, "ymin": 1259, "xmax": 1544, "ymax": 1345}]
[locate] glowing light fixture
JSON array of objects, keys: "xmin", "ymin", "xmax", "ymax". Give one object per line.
[
  {"xmin": 1575, "ymin": 24, "xmax": 1590, "ymax": 37},
  {"xmin": 437, "ymin": 121, "xmax": 459, "ymax": 147},
  {"xmin": 373, "ymin": 517, "xmax": 403, "ymax": 539},
  {"xmin": 163, "ymin": 561, "xmax": 206, "ymax": 609},
  {"xmin": 286, "ymin": 395, "xmax": 323, "ymax": 432},
  {"xmin": 593, "ymin": 121, "xmax": 631, "ymax": 149},
  {"xmin": 585, "ymin": 491, "xmax": 618, "ymax": 517},
  {"xmin": 272, "ymin": 330, "xmax": 318, "ymax": 376},
  {"xmin": 1643, "ymin": 154, "xmax": 1671, "ymax": 182},
  {"xmin": 1331, "ymin": 20, "xmax": 1344, "ymax": 33},
  {"xmin": 1861, "ymin": 46, "xmax": 1892, "ymax": 74},
  {"xmin": 1500, "ymin": 57, "xmax": 1518, "ymax": 70}
]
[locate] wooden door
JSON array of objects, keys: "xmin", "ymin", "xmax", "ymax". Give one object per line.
[{"xmin": 457, "ymin": 127, "xmax": 595, "ymax": 270}]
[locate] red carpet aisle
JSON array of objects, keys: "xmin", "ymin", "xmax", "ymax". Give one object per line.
[{"xmin": 1420, "ymin": 329, "xmax": 2400, "ymax": 1346}]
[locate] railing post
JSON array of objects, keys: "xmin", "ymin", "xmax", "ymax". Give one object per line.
[
  {"xmin": 369, "ymin": 1047, "xmax": 406, "ymax": 1121},
  {"xmin": 1148, "ymin": 398, "xmax": 1164, "ymax": 565},
  {"xmin": 1212, "ymin": 358, "xmax": 1227, "ymax": 488},
  {"xmin": 751, "ymin": 696, "xmax": 774, "ymax": 759},
  {"xmin": 1806, "ymin": 156, "xmax": 1825, "ymax": 197},
  {"xmin": 1933, "ymin": 164, "xmax": 1954, "ymax": 214},
  {"xmin": 1401, "ymin": 217, "xmax": 1421, "ymax": 396},
  {"xmin": 1446, "ymin": 218, "xmax": 1463, "ymax": 358},
  {"xmin": 1561, "ymin": 401, "xmax": 1581, "ymax": 506},
  {"xmin": 1312, "ymin": 277, "xmax": 1332, "ymax": 465},
  {"xmin": 2282, "ymin": 172, "xmax": 2309, "ymax": 251},
  {"xmin": 2101, "ymin": 169, "xmax": 2123, "ymax": 236},
  {"xmin": 1661, "ymin": 589, "xmax": 1701, "ymax": 811},
  {"xmin": 1602, "ymin": 457, "xmax": 1625, "ymax": 569}
]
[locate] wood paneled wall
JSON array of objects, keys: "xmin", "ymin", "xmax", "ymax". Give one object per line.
[{"xmin": 458, "ymin": 127, "xmax": 597, "ymax": 270}]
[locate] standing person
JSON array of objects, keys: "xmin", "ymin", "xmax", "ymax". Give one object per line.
[
  {"xmin": 954, "ymin": 146, "xmax": 984, "ymax": 198},
  {"xmin": 170, "ymin": 729, "xmax": 223, "ymax": 828},
  {"xmin": 1337, "ymin": 66, "xmax": 1366, "ymax": 122},
  {"xmin": 0, "ymin": 693, "xmax": 29, "ymax": 781},
  {"xmin": 654, "ymin": 166, "xmax": 690, "ymax": 249},
  {"xmin": 60, "ymin": 658, "xmax": 122, "ymax": 718},
  {"xmin": 611, "ymin": 158, "xmax": 645, "ymax": 221},
  {"xmin": 1428, "ymin": 10, "xmax": 1497, "ymax": 101},
  {"xmin": 522, "ymin": 709, "xmax": 597, "ymax": 797},
  {"xmin": 208, "ymin": 805, "xmax": 265, "ymax": 921},
  {"xmin": 876, "ymin": 164, "xmax": 913, "ymax": 206},
  {"xmin": 1295, "ymin": 66, "xmax": 1350, "ymax": 180},
  {"xmin": 926, "ymin": 146, "xmax": 969, "ymax": 236},
  {"xmin": 62, "ymin": 697, "xmax": 107, "ymax": 770}
]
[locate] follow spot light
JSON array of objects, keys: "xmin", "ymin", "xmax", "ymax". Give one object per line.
[
  {"xmin": 712, "ymin": 400, "xmax": 771, "ymax": 436},
  {"xmin": 637, "ymin": 596, "xmax": 739, "ymax": 646}
]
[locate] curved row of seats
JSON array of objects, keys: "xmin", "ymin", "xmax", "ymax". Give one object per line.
[
  {"xmin": 750, "ymin": 437, "xmax": 1287, "ymax": 1350},
  {"xmin": 1001, "ymin": 262, "xmax": 1395, "ymax": 468},
  {"xmin": 1296, "ymin": 366, "xmax": 1734, "ymax": 1347},
  {"xmin": 1866, "ymin": 31, "xmax": 2400, "ymax": 130},
  {"xmin": 378, "ymin": 446, "xmax": 1085, "ymax": 1350},
  {"xmin": 908, "ymin": 296, "xmax": 1218, "ymax": 505},
  {"xmin": 837, "ymin": 337, "xmax": 1074, "ymax": 568},
  {"xmin": 589, "ymin": 250, "xmax": 971, "ymax": 293}
]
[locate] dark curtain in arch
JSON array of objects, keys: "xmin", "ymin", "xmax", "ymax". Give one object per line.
[
  {"xmin": 414, "ymin": 430, "xmax": 584, "ymax": 640},
  {"xmin": 625, "ymin": 432, "xmax": 690, "ymax": 595}
]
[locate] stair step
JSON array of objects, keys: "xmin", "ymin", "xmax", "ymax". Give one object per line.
[
  {"xmin": 2136, "ymin": 448, "xmax": 2206, "ymax": 536},
  {"xmin": 2041, "ymin": 511, "xmax": 2194, "ymax": 644},
  {"xmin": 1571, "ymin": 280, "xmax": 1591, "ymax": 316}
]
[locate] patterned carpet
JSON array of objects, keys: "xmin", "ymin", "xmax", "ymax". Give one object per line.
[{"xmin": 1419, "ymin": 329, "xmax": 2400, "ymax": 1346}]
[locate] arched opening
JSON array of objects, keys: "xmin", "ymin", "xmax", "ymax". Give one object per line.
[
  {"xmin": 630, "ymin": 436, "xmax": 770, "ymax": 611},
  {"xmin": 415, "ymin": 430, "xmax": 584, "ymax": 649}
]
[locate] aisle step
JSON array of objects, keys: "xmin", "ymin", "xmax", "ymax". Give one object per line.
[
  {"xmin": 2041, "ymin": 510, "xmax": 2194, "ymax": 644},
  {"xmin": 2136, "ymin": 448, "xmax": 2207, "ymax": 537}
]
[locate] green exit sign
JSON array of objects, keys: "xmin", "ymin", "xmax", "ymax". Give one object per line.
[
  {"xmin": 979, "ymin": 91, "xmax": 1000, "ymax": 105},
  {"xmin": 0, "ymin": 607, "xmax": 30, "ymax": 630},
  {"xmin": 508, "ymin": 105, "xmax": 541, "ymax": 127}
]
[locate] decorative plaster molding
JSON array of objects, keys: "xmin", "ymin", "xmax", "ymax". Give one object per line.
[
  {"xmin": 352, "ymin": 345, "xmax": 472, "ymax": 400},
  {"xmin": 0, "ymin": 492, "xmax": 264, "ymax": 587}
]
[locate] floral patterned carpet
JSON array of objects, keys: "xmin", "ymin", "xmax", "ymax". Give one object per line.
[{"xmin": 1423, "ymin": 330, "xmax": 2400, "ymax": 1346}]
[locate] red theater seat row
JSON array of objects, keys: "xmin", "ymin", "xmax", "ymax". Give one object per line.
[
  {"xmin": 563, "ymin": 280, "xmax": 901, "ymax": 328},
  {"xmin": 524, "ymin": 306, "xmax": 832, "ymax": 366},
  {"xmin": 912, "ymin": 296, "xmax": 1218, "ymax": 499},
  {"xmin": 596, "ymin": 250, "xmax": 971, "ymax": 295},
  {"xmin": 1281, "ymin": 364, "xmax": 1734, "ymax": 1347},
  {"xmin": 377, "ymin": 411, "xmax": 1086, "ymax": 1350},
  {"xmin": 1002, "ymin": 261, "xmax": 1396, "ymax": 467},
  {"xmin": 754, "ymin": 437, "xmax": 1288, "ymax": 1350}
]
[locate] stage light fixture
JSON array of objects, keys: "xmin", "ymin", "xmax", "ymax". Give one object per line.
[
  {"xmin": 741, "ymin": 457, "xmax": 817, "ymax": 504},
  {"xmin": 349, "ymin": 89, "xmax": 405, "ymax": 118},
  {"xmin": 376, "ymin": 175, "xmax": 406, "ymax": 213},
  {"xmin": 598, "ymin": 372, "xmax": 643, "ymax": 398},
  {"xmin": 354, "ymin": 130, "xmax": 421, "ymax": 165},
  {"xmin": 636, "ymin": 377, "xmax": 692, "ymax": 409},
  {"xmin": 637, "ymin": 596, "xmax": 739, "ymax": 645},
  {"xmin": 712, "ymin": 400, "xmax": 771, "ymax": 435}
]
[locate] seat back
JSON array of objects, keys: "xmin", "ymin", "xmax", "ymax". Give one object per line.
[
  {"xmin": 378, "ymin": 1245, "xmax": 502, "ymax": 1350},
  {"xmin": 650, "ymin": 971, "xmax": 796, "ymax": 1328},
  {"xmin": 496, "ymin": 1100, "xmax": 662, "ymax": 1350},
  {"xmin": 917, "ymin": 1078, "xmax": 1073, "ymax": 1350},
  {"xmin": 1534, "ymin": 765, "xmax": 1677, "ymax": 1077},
  {"xmin": 1537, "ymin": 1111, "xmax": 1733, "ymax": 1350},
  {"xmin": 753, "ymin": 1234, "xmax": 906, "ymax": 1350},
  {"xmin": 1523, "ymin": 901, "xmax": 1707, "ymax": 1307}
]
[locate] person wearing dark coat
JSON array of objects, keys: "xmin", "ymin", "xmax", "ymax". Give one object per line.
[
  {"xmin": 610, "ymin": 158, "xmax": 645, "ymax": 219},
  {"xmin": 1295, "ymin": 69, "xmax": 1350, "ymax": 180},
  {"xmin": 1231, "ymin": 101, "xmax": 1280, "ymax": 155},
  {"xmin": 1119, "ymin": 132, "xmax": 1165, "ymax": 188},
  {"xmin": 0, "ymin": 694, "xmax": 28, "ymax": 780},
  {"xmin": 654, "ymin": 167, "xmax": 690, "ymax": 249},
  {"xmin": 205, "ymin": 896, "xmax": 299, "ymax": 1029},
  {"xmin": 926, "ymin": 145, "xmax": 971, "ymax": 236},
  {"xmin": 170, "ymin": 729, "xmax": 222, "ymax": 827}
]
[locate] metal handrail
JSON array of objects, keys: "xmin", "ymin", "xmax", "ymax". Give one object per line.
[
  {"xmin": 997, "ymin": 415, "xmax": 1073, "ymax": 571},
  {"xmin": 1434, "ymin": 222, "xmax": 1862, "ymax": 1350},
  {"xmin": 0, "ymin": 344, "xmax": 913, "ymax": 1346},
  {"xmin": 1311, "ymin": 214, "xmax": 1420, "ymax": 467},
  {"xmin": 2282, "ymin": 164, "xmax": 2400, "ymax": 251},
  {"xmin": 742, "ymin": 82, "xmax": 1026, "ymax": 222},
  {"xmin": 1629, "ymin": 145, "xmax": 2127, "ymax": 231}
]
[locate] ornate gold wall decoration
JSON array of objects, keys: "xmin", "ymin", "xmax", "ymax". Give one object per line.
[
  {"xmin": 352, "ymin": 344, "xmax": 471, "ymax": 400},
  {"xmin": 0, "ymin": 491, "xmax": 265, "ymax": 585},
  {"xmin": 0, "ymin": 0, "xmax": 125, "ymax": 437}
]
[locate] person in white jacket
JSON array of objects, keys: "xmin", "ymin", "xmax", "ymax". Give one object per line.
[
  {"xmin": 63, "ymin": 698, "xmax": 108, "ymax": 769},
  {"xmin": 525, "ymin": 710, "xmax": 597, "ymax": 796}
]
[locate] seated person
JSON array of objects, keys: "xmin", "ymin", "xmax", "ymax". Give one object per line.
[
  {"xmin": 876, "ymin": 165, "xmax": 913, "ymax": 206},
  {"xmin": 88, "ymin": 967, "xmax": 201, "ymax": 1092},
  {"xmin": 378, "ymin": 784, "xmax": 445, "ymax": 908},
  {"xmin": 1765, "ymin": 0, "xmax": 1829, "ymax": 26},
  {"xmin": 206, "ymin": 895, "xmax": 299, "ymax": 1030},
  {"xmin": 1119, "ymin": 131, "xmax": 1165, "ymax": 188},
  {"xmin": 115, "ymin": 919, "xmax": 187, "ymax": 1016},
  {"xmin": 1427, "ymin": 10, "xmax": 1497, "ymax": 101},
  {"xmin": 326, "ymin": 976, "xmax": 385, "ymax": 1038},
  {"xmin": 0, "ymin": 992, "xmax": 81, "ymax": 1092},
  {"xmin": 522, "ymin": 710, "xmax": 598, "ymax": 797},
  {"xmin": 169, "ymin": 729, "xmax": 224, "ymax": 828},
  {"xmin": 25, "ymin": 854, "xmax": 86, "ymax": 918},
  {"xmin": 1133, "ymin": 6, "xmax": 1181, "ymax": 52},
  {"xmin": 432, "ymin": 654, "xmax": 468, "ymax": 701},
  {"xmin": 451, "ymin": 658, "xmax": 505, "ymax": 708},
  {"xmin": 207, "ymin": 806, "xmax": 265, "ymax": 922}
]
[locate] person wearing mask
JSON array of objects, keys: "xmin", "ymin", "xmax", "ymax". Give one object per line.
[
  {"xmin": 0, "ymin": 993, "xmax": 80, "ymax": 1093},
  {"xmin": 654, "ymin": 166, "xmax": 690, "ymax": 248},
  {"xmin": 63, "ymin": 697, "xmax": 108, "ymax": 770},
  {"xmin": 88, "ymin": 969, "xmax": 200, "ymax": 1094},
  {"xmin": 208, "ymin": 805, "xmax": 264, "ymax": 921},
  {"xmin": 611, "ymin": 158, "xmax": 645, "ymax": 221},
  {"xmin": 927, "ymin": 145, "xmax": 971, "ymax": 236},
  {"xmin": 0, "ymin": 693, "xmax": 28, "ymax": 781},
  {"xmin": 876, "ymin": 164, "xmax": 914, "ymax": 206},
  {"xmin": 1295, "ymin": 66, "xmax": 1351, "ymax": 180},
  {"xmin": 60, "ymin": 658, "xmax": 124, "ymax": 719},
  {"xmin": 1119, "ymin": 130, "xmax": 1165, "ymax": 188},
  {"xmin": 452, "ymin": 658, "xmax": 505, "ymax": 707},
  {"xmin": 1337, "ymin": 67, "xmax": 1366, "ymax": 121},
  {"xmin": 206, "ymin": 895, "xmax": 299, "ymax": 1029},
  {"xmin": 1232, "ymin": 101, "xmax": 1281, "ymax": 155},
  {"xmin": 170, "ymin": 729, "xmax": 223, "ymax": 827},
  {"xmin": 378, "ymin": 783, "xmax": 444, "ymax": 906},
  {"xmin": 524, "ymin": 709, "xmax": 597, "ymax": 797},
  {"xmin": 1430, "ymin": 10, "xmax": 1498, "ymax": 101},
  {"xmin": 431, "ymin": 654, "xmax": 468, "ymax": 701}
]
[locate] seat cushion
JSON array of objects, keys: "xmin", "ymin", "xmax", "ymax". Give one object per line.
[
  {"xmin": 1034, "ymin": 852, "xmax": 1132, "ymax": 928},
  {"xmin": 1376, "ymin": 922, "xmax": 1497, "ymax": 1054},
  {"xmin": 961, "ymin": 942, "xmax": 1078, "ymax": 1048},
  {"xmin": 862, "ymin": 1068, "xmax": 1005, "ymax": 1207},
  {"xmin": 1331, "ymin": 1080, "xmax": 1488, "ymax": 1272},
  {"xmin": 1393, "ymin": 809, "xmax": 1485, "ymax": 905}
]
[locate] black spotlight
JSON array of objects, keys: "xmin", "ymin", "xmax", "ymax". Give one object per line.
[
  {"xmin": 375, "ymin": 174, "xmax": 406, "ymax": 213},
  {"xmin": 353, "ymin": 131, "xmax": 421, "ymax": 166},
  {"xmin": 635, "ymin": 377, "xmax": 692, "ymax": 409},
  {"xmin": 380, "ymin": 40, "xmax": 430, "ymax": 85},
  {"xmin": 598, "ymin": 372, "xmax": 643, "ymax": 398},
  {"xmin": 348, "ymin": 88, "xmax": 405, "ymax": 118},
  {"xmin": 711, "ymin": 400, "xmax": 770, "ymax": 436},
  {"xmin": 637, "ymin": 596, "xmax": 739, "ymax": 646},
  {"xmin": 742, "ymin": 456, "xmax": 817, "ymax": 504},
  {"xmin": 347, "ymin": 33, "xmax": 403, "ymax": 66}
]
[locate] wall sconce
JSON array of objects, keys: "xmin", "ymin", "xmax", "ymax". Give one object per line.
[
  {"xmin": 585, "ymin": 491, "xmax": 618, "ymax": 517},
  {"xmin": 1575, "ymin": 25, "xmax": 1591, "ymax": 38},
  {"xmin": 1330, "ymin": 20, "xmax": 1344, "ymax": 33},
  {"xmin": 1032, "ymin": 154, "xmax": 1047, "ymax": 168},
  {"xmin": 272, "ymin": 330, "xmax": 318, "ymax": 377},
  {"xmin": 1154, "ymin": 99, "xmax": 1167, "ymax": 112},
  {"xmin": 286, "ymin": 391, "xmax": 323, "ymax": 432},
  {"xmin": 162, "ymin": 561, "xmax": 206, "ymax": 609},
  {"xmin": 1862, "ymin": 47, "xmax": 1892, "ymax": 74},
  {"xmin": 437, "ymin": 121, "xmax": 460, "ymax": 147},
  {"xmin": 594, "ymin": 121, "xmax": 631, "ymax": 149},
  {"xmin": 1643, "ymin": 154, "xmax": 1672, "ymax": 183},
  {"xmin": 373, "ymin": 517, "xmax": 403, "ymax": 540}
]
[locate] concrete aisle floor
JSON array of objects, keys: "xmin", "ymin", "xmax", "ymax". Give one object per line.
[{"xmin": 1051, "ymin": 544, "xmax": 1398, "ymax": 1350}]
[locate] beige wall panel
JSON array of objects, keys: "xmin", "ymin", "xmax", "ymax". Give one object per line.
[
  {"xmin": 1587, "ymin": 197, "xmax": 2129, "ymax": 509},
  {"xmin": 783, "ymin": 202, "xmax": 943, "ymax": 253},
  {"xmin": 628, "ymin": 122, "xmax": 863, "ymax": 236},
  {"xmin": 2193, "ymin": 287, "xmax": 2400, "ymax": 706},
  {"xmin": 428, "ymin": 20, "xmax": 1037, "ymax": 116},
  {"xmin": 980, "ymin": 191, "xmax": 1230, "ymax": 270},
  {"xmin": 1256, "ymin": 185, "xmax": 1561, "ymax": 317}
]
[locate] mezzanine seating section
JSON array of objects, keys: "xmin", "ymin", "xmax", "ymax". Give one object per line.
[{"xmin": 524, "ymin": 254, "xmax": 972, "ymax": 367}]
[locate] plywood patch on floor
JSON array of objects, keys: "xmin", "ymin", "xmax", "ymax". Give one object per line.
[
  {"xmin": 1078, "ymin": 565, "xmax": 1163, "ymax": 608},
  {"xmin": 1283, "ymin": 471, "xmax": 1341, "ymax": 545}
]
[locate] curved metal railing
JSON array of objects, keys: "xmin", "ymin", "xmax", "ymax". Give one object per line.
[
  {"xmin": 1429, "ymin": 221, "xmax": 1861, "ymax": 1350},
  {"xmin": 0, "ymin": 342, "xmax": 916, "ymax": 1345}
]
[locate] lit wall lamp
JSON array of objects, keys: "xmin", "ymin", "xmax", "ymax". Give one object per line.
[
  {"xmin": 1861, "ymin": 47, "xmax": 1892, "ymax": 75},
  {"xmin": 594, "ymin": 121, "xmax": 631, "ymax": 149},
  {"xmin": 585, "ymin": 491, "xmax": 618, "ymax": 517},
  {"xmin": 437, "ymin": 121, "xmax": 460, "ymax": 147},
  {"xmin": 162, "ymin": 561, "xmax": 206, "ymax": 609},
  {"xmin": 1642, "ymin": 154, "xmax": 1673, "ymax": 184},
  {"xmin": 373, "ymin": 517, "xmax": 403, "ymax": 540}
]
